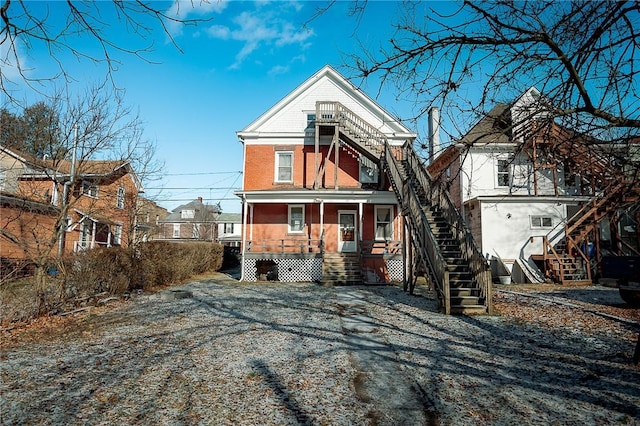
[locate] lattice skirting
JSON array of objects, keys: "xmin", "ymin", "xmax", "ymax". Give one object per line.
[
  {"xmin": 243, "ymin": 257, "xmax": 323, "ymax": 282},
  {"xmin": 387, "ymin": 258, "xmax": 404, "ymax": 282}
]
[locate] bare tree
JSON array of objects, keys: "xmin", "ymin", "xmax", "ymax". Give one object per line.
[
  {"xmin": 339, "ymin": 1, "xmax": 639, "ymax": 145},
  {"xmin": 0, "ymin": 85, "xmax": 162, "ymax": 311},
  {"xmin": 0, "ymin": 0, "xmax": 214, "ymax": 102}
]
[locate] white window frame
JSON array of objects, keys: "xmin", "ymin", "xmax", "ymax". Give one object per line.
[
  {"xmin": 496, "ymin": 158, "xmax": 511, "ymax": 188},
  {"xmin": 192, "ymin": 223, "xmax": 201, "ymax": 239},
  {"xmin": 530, "ymin": 215, "xmax": 553, "ymax": 229},
  {"xmin": 375, "ymin": 206, "xmax": 394, "ymax": 241},
  {"xmin": 172, "ymin": 223, "xmax": 180, "ymax": 238},
  {"xmin": 275, "ymin": 151, "xmax": 293, "ymax": 183},
  {"xmin": 224, "ymin": 223, "xmax": 234, "ymax": 233},
  {"xmin": 116, "ymin": 186, "xmax": 125, "ymax": 209},
  {"xmin": 288, "ymin": 204, "xmax": 305, "ymax": 234},
  {"xmin": 81, "ymin": 181, "xmax": 99, "ymax": 198}
]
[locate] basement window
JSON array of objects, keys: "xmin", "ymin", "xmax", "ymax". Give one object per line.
[{"xmin": 530, "ymin": 216, "xmax": 553, "ymax": 229}]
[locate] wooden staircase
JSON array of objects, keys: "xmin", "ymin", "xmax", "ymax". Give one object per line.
[
  {"xmin": 530, "ymin": 123, "xmax": 640, "ymax": 284},
  {"xmin": 315, "ymin": 101, "xmax": 493, "ymax": 314},
  {"xmin": 321, "ymin": 253, "xmax": 362, "ymax": 286}
]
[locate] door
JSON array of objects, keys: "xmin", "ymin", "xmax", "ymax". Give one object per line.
[{"xmin": 338, "ymin": 210, "xmax": 357, "ymax": 253}]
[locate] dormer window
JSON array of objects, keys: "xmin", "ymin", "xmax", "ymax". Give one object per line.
[{"xmin": 181, "ymin": 209, "xmax": 195, "ymax": 219}]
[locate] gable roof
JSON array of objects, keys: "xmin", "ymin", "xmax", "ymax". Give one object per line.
[
  {"xmin": 237, "ymin": 65, "xmax": 416, "ymax": 140},
  {"xmin": 159, "ymin": 198, "xmax": 221, "ymax": 223}
]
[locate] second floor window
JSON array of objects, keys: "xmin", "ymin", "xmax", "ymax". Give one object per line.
[
  {"xmin": 275, "ymin": 151, "xmax": 293, "ymax": 183},
  {"xmin": 224, "ymin": 223, "xmax": 234, "ymax": 233},
  {"xmin": 496, "ymin": 159, "xmax": 511, "ymax": 187},
  {"xmin": 116, "ymin": 186, "xmax": 125, "ymax": 209},
  {"xmin": 360, "ymin": 160, "xmax": 378, "ymax": 184},
  {"xmin": 181, "ymin": 209, "xmax": 195, "ymax": 219},
  {"xmin": 82, "ymin": 181, "xmax": 99, "ymax": 198}
]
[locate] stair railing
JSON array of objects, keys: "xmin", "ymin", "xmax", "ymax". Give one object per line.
[
  {"xmin": 403, "ymin": 143, "xmax": 492, "ymax": 313},
  {"xmin": 316, "ymin": 101, "xmax": 386, "ymax": 156},
  {"xmin": 383, "ymin": 143, "xmax": 451, "ymax": 313}
]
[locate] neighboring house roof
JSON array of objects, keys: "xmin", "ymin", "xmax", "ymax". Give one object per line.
[
  {"xmin": 0, "ymin": 191, "xmax": 60, "ymax": 214},
  {"xmin": 237, "ymin": 64, "xmax": 416, "ymax": 142},
  {"xmin": 459, "ymin": 103, "xmax": 512, "ymax": 146},
  {"xmin": 217, "ymin": 213, "xmax": 241, "ymax": 223},
  {"xmin": 159, "ymin": 198, "xmax": 220, "ymax": 223},
  {"xmin": 2, "ymin": 145, "xmax": 143, "ymax": 192}
]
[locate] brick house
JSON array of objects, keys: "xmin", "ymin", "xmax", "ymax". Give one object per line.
[
  {"xmin": 0, "ymin": 145, "xmax": 143, "ymax": 259},
  {"xmin": 157, "ymin": 197, "xmax": 220, "ymax": 242}
]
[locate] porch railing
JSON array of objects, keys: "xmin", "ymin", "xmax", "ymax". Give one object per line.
[{"xmin": 246, "ymin": 238, "xmax": 324, "ymax": 254}]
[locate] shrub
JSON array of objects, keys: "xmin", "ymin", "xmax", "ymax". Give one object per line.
[{"xmin": 1, "ymin": 241, "xmax": 226, "ymax": 324}]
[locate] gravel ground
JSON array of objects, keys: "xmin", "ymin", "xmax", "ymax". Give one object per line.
[{"xmin": 1, "ymin": 274, "xmax": 639, "ymax": 425}]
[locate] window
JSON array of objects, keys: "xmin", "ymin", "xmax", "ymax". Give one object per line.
[
  {"xmin": 306, "ymin": 113, "xmax": 316, "ymax": 128},
  {"xmin": 530, "ymin": 216, "xmax": 553, "ymax": 229},
  {"xmin": 113, "ymin": 225, "xmax": 122, "ymax": 245},
  {"xmin": 359, "ymin": 160, "xmax": 378, "ymax": 184},
  {"xmin": 116, "ymin": 186, "xmax": 125, "ymax": 209},
  {"xmin": 82, "ymin": 181, "xmax": 99, "ymax": 198},
  {"xmin": 288, "ymin": 205, "xmax": 304, "ymax": 233},
  {"xmin": 181, "ymin": 209, "xmax": 195, "ymax": 219},
  {"xmin": 375, "ymin": 206, "xmax": 393, "ymax": 240},
  {"xmin": 497, "ymin": 159, "xmax": 511, "ymax": 187},
  {"xmin": 275, "ymin": 152, "xmax": 293, "ymax": 183},
  {"xmin": 173, "ymin": 224, "xmax": 180, "ymax": 238},
  {"xmin": 224, "ymin": 223, "xmax": 234, "ymax": 233},
  {"xmin": 192, "ymin": 224, "xmax": 200, "ymax": 239}
]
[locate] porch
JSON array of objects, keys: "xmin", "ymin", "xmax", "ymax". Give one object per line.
[{"xmin": 241, "ymin": 237, "xmax": 404, "ymax": 284}]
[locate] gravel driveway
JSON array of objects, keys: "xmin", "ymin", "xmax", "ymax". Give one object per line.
[{"xmin": 1, "ymin": 274, "xmax": 639, "ymax": 425}]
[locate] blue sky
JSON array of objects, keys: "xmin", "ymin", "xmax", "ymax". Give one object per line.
[{"xmin": 4, "ymin": 1, "xmax": 460, "ymax": 213}]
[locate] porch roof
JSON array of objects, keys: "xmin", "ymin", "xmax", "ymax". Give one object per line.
[{"xmin": 235, "ymin": 189, "xmax": 398, "ymax": 204}]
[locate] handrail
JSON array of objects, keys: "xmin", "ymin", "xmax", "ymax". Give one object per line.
[
  {"xmin": 316, "ymin": 101, "xmax": 386, "ymax": 156},
  {"xmin": 247, "ymin": 238, "xmax": 323, "ymax": 254},
  {"xmin": 403, "ymin": 143, "xmax": 491, "ymax": 311},
  {"xmin": 384, "ymin": 143, "xmax": 450, "ymax": 312}
]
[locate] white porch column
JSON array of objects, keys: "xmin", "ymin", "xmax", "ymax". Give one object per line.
[
  {"xmin": 320, "ymin": 200, "xmax": 325, "ymax": 251},
  {"xmin": 241, "ymin": 197, "xmax": 248, "ymax": 281},
  {"xmin": 90, "ymin": 221, "xmax": 96, "ymax": 249},
  {"xmin": 358, "ymin": 202, "xmax": 363, "ymax": 250}
]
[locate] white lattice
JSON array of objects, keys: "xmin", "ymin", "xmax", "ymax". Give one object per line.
[
  {"xmin": 242, "ymin": 257, "xmax": 322, "ymax": 282},
  {"xmin": 387, "ymin": 258, "xmax": 404, "ymax": 282}
]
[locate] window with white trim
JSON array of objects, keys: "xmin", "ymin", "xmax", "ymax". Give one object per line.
[
  {"xmin": 224, "ymin": 223, "xmax": 233, "ymax": 233},
  {"xmin": 375, "ymin": 206, "xmax": 393, "ymax": 240},
  {"xmin": 116, "ymin": 186, "xmax": 125, "ymax": 209},
  {"xmin": 288, "ymin": 205, "xmax": 304, "ymax": 233},
  {"xmin": 530, "ymin": 216, "xmax": 553, "ymax": 229},
  {"xmin": 181, "ymin": 209, "xmax": 195, "ymax": 219},
  {"xmin": 192, "ymin": 223, "xmax": 200, "ymax": 239},
  {"xmin": 81, "ymin": 181, "xmax": 99, "ymax": 198},
  {"xmin": 275, "ymin": 151, "xmax": 293, "ymax": 183},
  {"xmin": 173, "ymin": 223, "xmax": 180, "ymax": 238},
  {"xmin": 496, "ymin": 159, "xmax": 511, "ymax": 187}
]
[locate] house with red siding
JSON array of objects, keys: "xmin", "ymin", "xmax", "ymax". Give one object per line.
[
  {"xmin": 236, "ymin": 66, "xmax": 415, "ymax": 284},
  {"xmin": 235, "ymin": 66, "xmax": 493, "ymax": 314}
]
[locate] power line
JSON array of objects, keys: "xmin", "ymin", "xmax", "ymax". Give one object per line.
[
  {"xmin": 145, "ymin": 187, "xmax": 240, "ymax": 190},
  {"xmin": 159, "ymin": 171, "xmax": 242, "ymax": 176}
]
